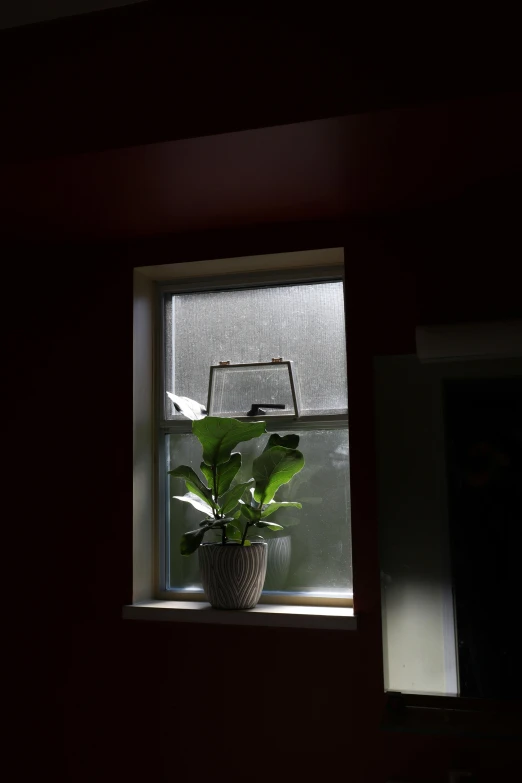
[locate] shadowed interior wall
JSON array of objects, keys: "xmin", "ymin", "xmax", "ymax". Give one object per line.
[
  {"xmin": 2, "ymin": 13, "xmax": 520, "ymax": 774},
  {"xmin": 5, "ymin": 195, "xmax": 522, "ymax": 780}
]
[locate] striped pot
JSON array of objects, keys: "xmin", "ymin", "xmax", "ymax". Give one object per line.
[
  {"xmin": 264, "ymin": 535, "xmax": 292, "ymax": 590},
  {"xmin": 198, "ymin": 542, "xmax": 268, "ymax": 610}
]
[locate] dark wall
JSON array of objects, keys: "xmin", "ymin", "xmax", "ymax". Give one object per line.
[
  {"xmin": 6, "ymin": 189, "xmax": 521, "ymax": 781},
  {"xmin": 2, "ymin": 5, "xmax": 520, "ymax": 162},
  {"xmin": 3, "ymin": 12, "xmax": 520, "ymax": 777}
]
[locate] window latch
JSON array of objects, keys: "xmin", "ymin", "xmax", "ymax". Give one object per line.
[{"xmin": 246, "ymin": 404, "xmax": 286, "ymax": 417}]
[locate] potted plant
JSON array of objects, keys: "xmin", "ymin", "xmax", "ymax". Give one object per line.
[{"xmin": 167, "ymin": 394, "xmax": 304, "ymax": 609}]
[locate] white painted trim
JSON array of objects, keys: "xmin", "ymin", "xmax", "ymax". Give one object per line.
[
  {"xmin": 133, "ymin": 269, "xmax": 155, "ymax": 602},
  {"xmin": 135, "ymin": 247, "xmax": 344, "ymax": 281},
  {"xmin": 123, "ymin": 600, "xmax": 357, "ymax": 630},
  {"xmin": 132, "ymin": 247, "xmax": 349, "ymax": 613}
]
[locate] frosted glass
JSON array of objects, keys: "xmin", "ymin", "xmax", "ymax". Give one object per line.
[
  {"xmin": 167, "ymin": 429, "xmax": 352, "ymax": 595},
  {"xmin": 165, "ymin": 282, "xmax": 347, "ymax": 418}
]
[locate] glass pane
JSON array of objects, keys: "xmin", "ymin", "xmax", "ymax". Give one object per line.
[
  {"xmin": 164, "ymin": 281, "xmax": 347, "ymax": 418},
  {"xmin": 209, "ymin": 363, "xmax": 299, "ymax": 417},
  {"xmin": 376, "ymin": 354, "xmax": 522, "ymax": 698},
  {"xmin": 167, "ymin": 428, "xmax": 352, "ymax": 597}
]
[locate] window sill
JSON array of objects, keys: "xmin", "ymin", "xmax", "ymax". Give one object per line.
[{"xmin": 123, "ymin": 600, "xmax": 357, "ymax": 630}]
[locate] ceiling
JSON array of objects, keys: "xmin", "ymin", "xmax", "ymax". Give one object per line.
[
  {"xmin": 1, "ymin": 92, "xmax": 520, "ymax": 241},
  {"xmin": 0, "ymin": 0, "xmax": 143, "ymax": 29}
]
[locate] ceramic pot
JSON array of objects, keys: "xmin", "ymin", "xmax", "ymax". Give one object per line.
[
  {"xmin": 198, "ymin": 542, "xmax": 267, "ymax": 609},
  {"xmin": 264, "ymin": 535, "xmax": 292, "ymax": 590}
]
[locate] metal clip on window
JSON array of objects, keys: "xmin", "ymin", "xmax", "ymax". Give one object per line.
[{"xmin": 246, "ymin": 404, "xmax": 286, "ymax": 417}]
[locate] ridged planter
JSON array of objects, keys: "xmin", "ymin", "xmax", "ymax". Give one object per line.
[
  {"xmin": 264, "ymin": 535, "xmax": 292, "ymax": 590},
  {"xmin": 199, "ymin": 542, "xmax": 267, "ymax": 610}
]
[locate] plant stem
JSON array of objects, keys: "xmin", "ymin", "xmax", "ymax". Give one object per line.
[
  {"xmin": 212, "ymin": 463, "xmax": 226, "ymax": 544},
  {"xmin": 211, "ymin": 464, "xmax": 218, "ymax": 506},
  {"xmin": 240, "ymin": 521, "xmax": 250, "ymax": 546}
]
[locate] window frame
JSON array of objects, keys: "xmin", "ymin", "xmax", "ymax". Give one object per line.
[{"xmin": 146, "ymin": 252, "xmax": 352, "ymax": 608}]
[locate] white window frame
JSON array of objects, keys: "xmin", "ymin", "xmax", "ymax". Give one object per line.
[{"xmin": 128, "ymin": 248, "xmax": 357, "ymax": 629}]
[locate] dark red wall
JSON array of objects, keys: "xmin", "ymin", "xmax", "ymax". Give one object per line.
[
  {"xmin": 6, "ymin": 190, "xmax": 521, "ymax": 782},
  {"xmin": 1, "ymin": 6, "xmax": 519, "ymax": 163},
  {"xmin": 3, "ymin": 10, "xmax": 521, "ymax": 780}
]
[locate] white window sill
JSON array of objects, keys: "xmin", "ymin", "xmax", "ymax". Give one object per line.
[{"xmin": 123, "ymin": 600, "xmax": 357, "ymax": 630}]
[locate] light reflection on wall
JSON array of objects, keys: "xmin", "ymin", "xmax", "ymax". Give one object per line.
[
  {"xmin": 376, "ymin": 354, "xmax": 522, "ymax": 697},
  {"xmin": 376, "ymin": 355, "xmax": 458, "ymax": 696}
]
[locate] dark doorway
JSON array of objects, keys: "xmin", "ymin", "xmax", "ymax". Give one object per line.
[{"xmin": 445, "ymin": 376, "xmax": 522, "ymax": 698}]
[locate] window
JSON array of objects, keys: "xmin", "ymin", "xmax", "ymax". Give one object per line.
[
  {"xmin": 131, "ymin": 248, "xmax": 354, "ymax": 620},
  {"xmin": 159, "ymin": 253, "xmax": 352, "ymax": 604}
]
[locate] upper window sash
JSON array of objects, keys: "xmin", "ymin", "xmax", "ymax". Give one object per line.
[{"xmin": 157, "ymin": 264, "xmax": 346, "ymax": 428}]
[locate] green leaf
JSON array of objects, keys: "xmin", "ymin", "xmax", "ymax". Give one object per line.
[
  {"xmin": 199, "ymin": 462, "xmax": 212, "ymax": 487},
  {"xmin": 255, "ymin": 521, "xmax": 284, "ymax": 531},
  {"xmin": 166, "ymin": 392, "xmax": 207, "ymax": 420},
  {"xmin": 200, "ymin": 453, "xmax": 242, "ymax": 497},
  {"xmin": 253, "ymin": 446, "xmax": 305, "ymax": 504},
  {"xmin": 172, "ymin": 492, "xmax": 214, "ymax": 515},
  {"xmin": 226, "ymin": 523, "xmax": 242, "ymax": 541},
  {"xmin": 263, "ymin": 433, "xmax": 300, "ymax": 452},
  {"xmin": 209, "ymin": 516, "xmax": 236, "ymax": 529},
  {"xmin": 240, "ymin": 503, "xmax": 259, "ymax": 522},
  {"xmin": 180, "ymin": 525, "xmax": 211, "ymax": 555},
  {"xmin": 260, "ymin": 501, "xmax": 302, "ymax": 518},
  {"xmin": 219, "ymin": 480, "xmax": 254, "ymax": 515},
  {"xmin": 243, "ymin": 486, "xmax": 260, "ymax": 508},
  {"xmin": 193, "ymin": 417, "xmax": 267, "ymax": 466},
  {"xmin": 242, "ymin": 539, "xmax": 252, "ymax": 546},
  {"xmin": 168, "ymin": 465, "xmax": 214, "ymax": 508},
  {"xmin": 169, "ymin": 465, "xmax": 209, "ymax": 494}
]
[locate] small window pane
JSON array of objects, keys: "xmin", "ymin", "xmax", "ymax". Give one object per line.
[
  {"xmin": 209, "ymin": 363, "xmax": 299, "ymax": 417},
  {"xmin": 167, "ymin": 428, "xmax": 352, "ymax": 597},
  {"xmin": 165, "ymin": 281, "xmax": 347, "ymax": 418}
]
